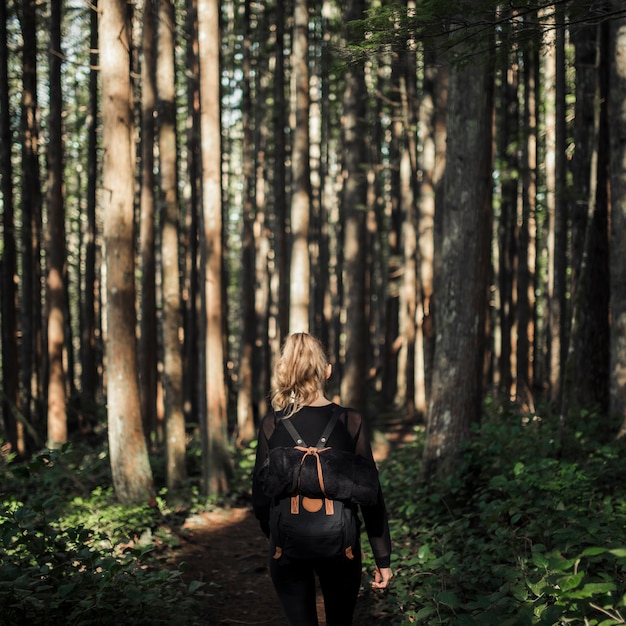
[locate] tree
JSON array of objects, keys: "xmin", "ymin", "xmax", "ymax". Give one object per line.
[
  {"xmin": 289, "ymin": 0, "xmax": 312, "ymax": 333},
  {"xmin": 46, "ymin": 0, "xmax": 68, "ymax": 449},
  {"xmin": 236, "ymin": 0, "xmax": 257, "ymax": 445},
  {"xmin": 100, "ymin": 0, "xmax": 155, "ymax": 505},
  {"xmin": 340, "ymin": 0, "xmax": 369, "ymax": 411},
  {"xmin": 270, "ymin": 0, "xmax": 289, "ymax": 353},
  {"xmin": 0, "ymin": 0, "xmax": 20, "ymax": 453},
  {"xmin": 567, "ymin": 16, "xmax": 610, "ymax": 414},
  {"xmin": 610, "ymin": 6, "xmax": 626, "ymax": 436},
  {"xmin": 81, "ymin": 0, "xmax": 100, "ymax": 420},
  {"xmin": 198, "ymin": 0, "xmax": 229, "ymax": 494},
  {"xmin": 418, "ymin": 37, "xmax": 447, "ymax": 416},
  {"xmin": 422, "ymin": 5, "xmax": 495, "ymax": 482},
  {"xmin": 494, "ymin": 12, "xmax": 520, "ymax": 398},
  {"xmin": 17, "ymin": 0, "xmax": 43, "ymax": 453},
  {"xmin": 139, "ymin": 0, "xmax": 159, "ymax": 442},
  {"xmin": 157, "ymin": 0, "xmax": 186, "ymax": 490},
  {"xmin": 517, "ymin": 24, "xmax": 539, "ymax": 411}
]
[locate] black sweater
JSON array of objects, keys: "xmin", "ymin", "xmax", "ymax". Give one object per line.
[{"xmin": 252, "ymin": 403, "xmax": 392, "ymax": 569}]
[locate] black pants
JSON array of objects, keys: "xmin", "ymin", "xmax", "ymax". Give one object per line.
[{"xmin": 269, "ymin": 550, "xmax": 362, "ymax": 626}]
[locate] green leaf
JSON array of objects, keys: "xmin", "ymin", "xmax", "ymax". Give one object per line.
[
  {"xmin": 418, "ymin": 544, "xmax": 431, "ymax": 560},
  {"xmin": 556, "ymin": 572, "xmax": 583, "ymax": 592},
  {"xmin": 436, "ymin": 591, "xmax": 460, "ymax": 608},
  {"xmin": 188, "ymin": 580, "xmax": 204, "ymax": 594},
  {"xmin": 609, "ymin": 548, "xmax": 626, "ymax": 558},
  {"xmin": 527, "ymin": 578, "xmax": 547, "ymax": 596},
  {"xmin": 580, "ymin": 546, "xmax": 607, "ymax": 557},
  {"xmin": 415, "ymin": 606, "xmax": 437, "ymax": 620}
]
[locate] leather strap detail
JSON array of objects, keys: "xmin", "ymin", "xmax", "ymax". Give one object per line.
[
  {"xmin": 294, "ymin": 446, "xmax": 330, "ymax": 497},
  {"xmin": 324, "ymin": 498, "xmax": 334, "ymax": 515},
  {"xmin": 290, "ymin": 495, "xmax": 299, "ymax": 514}
]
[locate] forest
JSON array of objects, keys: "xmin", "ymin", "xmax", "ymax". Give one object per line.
[{"xmin": 2, "ymin": 0, "xmax": 626, "ymax": 623}]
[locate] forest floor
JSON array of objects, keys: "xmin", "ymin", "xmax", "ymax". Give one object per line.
[{"xmin": 164, "ymin": 415, "xmax": 418, "ymax": 625}]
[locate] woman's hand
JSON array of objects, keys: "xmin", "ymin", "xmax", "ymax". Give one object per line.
[{"xmin": 371, "ymin": 566, "xmax": 393, "ymax": 589}]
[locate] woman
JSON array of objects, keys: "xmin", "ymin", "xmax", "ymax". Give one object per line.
[{"xmin": 252, "ymin": 332, "xmax": 393, "ymax": 626}]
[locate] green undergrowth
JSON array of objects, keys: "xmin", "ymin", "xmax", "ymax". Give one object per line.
[
  {"xmin": 0, "ymin": 444, "xmax": 206, "ymax": 626},
  {"xmin": 3, "ymin": 403, "xmax": 626, "ymax": 626},
  {"xmin": 363, "ymin": 403, "xmax": 626, "ymax": 625}
]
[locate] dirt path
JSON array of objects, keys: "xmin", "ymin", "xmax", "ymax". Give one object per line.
[
  {"xmin": 174, "ymin": 507, "xmax": 284, "ymax": 625},
  {"xmin": 169, "ymin": 505, "xmax": 394, "ymax": 625}
]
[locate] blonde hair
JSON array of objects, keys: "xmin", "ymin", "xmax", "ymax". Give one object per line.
[{"xmin": 271, "ymin": 332, "xmax": 329, "ymax": 417}]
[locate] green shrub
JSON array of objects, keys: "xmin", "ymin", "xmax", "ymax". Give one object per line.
[
  {"xmin": 369, "ymin": 406, "xmax": 626, "ymax": 625},
  {"xmin": 0, "ymin": 447, "xmax": 204, "ymax": 626}
]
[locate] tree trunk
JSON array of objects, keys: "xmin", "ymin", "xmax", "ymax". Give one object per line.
[
  {"xmin": 609, "ymin": 8, "xmax": 626, "ymax": 436},
  {"xmin": 100, "ymin": 0, "xmax": 155, "ymax": 505},
  {"xmin": 139, "ymin": 0, "xmax": 159, "ymax": 443},
  {"xmin": 271, "ymin": 0, "xmax": 288, "ymax": 350},
  {"xmin": 19, "ymin": 0, "xmax": 43, "ymax": 453},
  {"xmin": 237, "ymin": 0, "xmax": 257, "ymax": 446},
  {"xmin": 517, "ymin": 31, "xmax": 539, "ymax": 411},
  {"xmin": 400, "ymin": 39, "xmax": 420, "ymax": 419},
  {"xmin": 198, "ymin": 0, "xmax": 229, "ymax": 494},
  {"xmin": 46, "ymin": 0, "xmax": 68, "ymax": 450},
  {"xmin": 183, "ymin": 0, "xmax": 200, "ymax": 428},
  {"xmin": 553, "ymin": 9, "xmax": 568, "ymax": 407},
  {"xmin": 560, "ymin": 22, "xmax": 609, "ymax": 435},
  {"xmin": 422, "ymin": 6, "xmax": 494, "ymax": 482},
  {"xmin": 81, "ymin": 0, "xmax": 99, "ymax": 421},
  {"xmin": 419, "ymin": 43, "xmax": 447, "ymax": 414},
  {"xmin": 542, "ymin": 9, "xmax": 567, "ymax": 407},
  {"xmin": 340, "ymin": 0, "xmax": 368, "ymax": 411},
  {"xmin": 289, "ymin": 0, "xmax": 312, "ymax": 333},
  {"xmin": 495, "ymin": 20, "xmax": 519, "ymax": 398},
  {"xmin": 157, "ymin": 0, "xmax": 186, "ymax": 491},
  {"xmin": 569, "ymin": 17, "xmax": 610, "ymax": 413},
  {"xmin": 383, "ymin": 47, "xmax": 402, "ymax": 408},
  {"xmin": 0, "ymin": 0, "xmax": 20, "ymax": 453}
]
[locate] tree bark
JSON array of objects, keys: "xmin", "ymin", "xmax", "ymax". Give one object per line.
[
  {"xmin": 182, "ymin": 0, "xmax": 200, "ymax": 429},
  {"xmin": 46, "ymin": 0, "xmax": 68, "ymax": 449},
  {"xmin": 517, "ymin": 30, "xmax": 539, "ymax": 411},
  {"xmin": 100, "ymin": 0, "xmax": 155, "ymax": 505},
  {"xmin": 289, "ymin": 0, "xmax": 312, "ymax": 333},
  {"xmin": 495, "ymin": 18, "xmax": 519, "ymax": 398},
  {"xmin": 609, "ymin": 9, "xmax": 626, "ymax": 436},
  {"xmin": 340, "ymin": 0, "xmax": 368, "ymax": 411},
  {"xmin": 422, "ymin": 6, "xmax": 494, "ymax": 482},
  {"xmin": 569, "ymin": 17, "xmax": 610, "ymax": 413},
  {"xmin": 81, "ymin": 0, "xmax": 99, "ymax": 421},
  {"xmin": 237, "ymin": 0, "xmax": 257, "ymax": 446},
  {"xmin": 0, "ymin": 0, "xmax": 20, "ymax": 452},
  {"xmin": 157, "ymin": 0, "xmax": 187, "ymax": 490},
  {"xmin": 198, "ymin": 0, "xmax": 229, "ymax": 494},
  {"xmin": 560, "ymin": 22, "xmax": 609, "ymax": 435},
  {"xmin": 139, "ymin": 0, "xmax": 159, "ymax": 443},
  {"xmin": 271, "ymin": 0, "xmax": 288, "ymax": 350},
  {"xmin": 19, "ymin": 0, "xmax": 44, "ymax": 453},
  {"xmin": 419, "ymin": 42, "xmax": 447, "ymax": 415}
]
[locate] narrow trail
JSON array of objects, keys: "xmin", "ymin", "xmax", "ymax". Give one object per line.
[
  {"xmin": 168, "ymin": 417, "xmax": 417, "ymax": 624},
  {"xmin": 170, "ymin": 506, "xmax": 394, "ymax": 625}
]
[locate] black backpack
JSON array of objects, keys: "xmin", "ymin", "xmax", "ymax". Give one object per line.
[{"xmin": 269, "ymin": 412, "xmax": 359, "ymax": 562}]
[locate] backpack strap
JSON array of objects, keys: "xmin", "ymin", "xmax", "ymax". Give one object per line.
[
  {"xmin": 281, "ymin": 417, "xmax": 306, "ymax": 446},
  {"xmin": 315, "ymin": 406, "xmax": 340, "ymax": 448},
  {"xmin": 280, "ymin": 404, "xmax": 341, "ymax": 449}
]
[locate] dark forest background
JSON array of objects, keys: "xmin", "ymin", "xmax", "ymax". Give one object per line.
[
  {"xmin": 2, "ymin": 0, "xmax": 626, "ymax": 496},
  {"xmin": 3, "ymin": 1, "xmax": 626, "ymax": 622}
]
